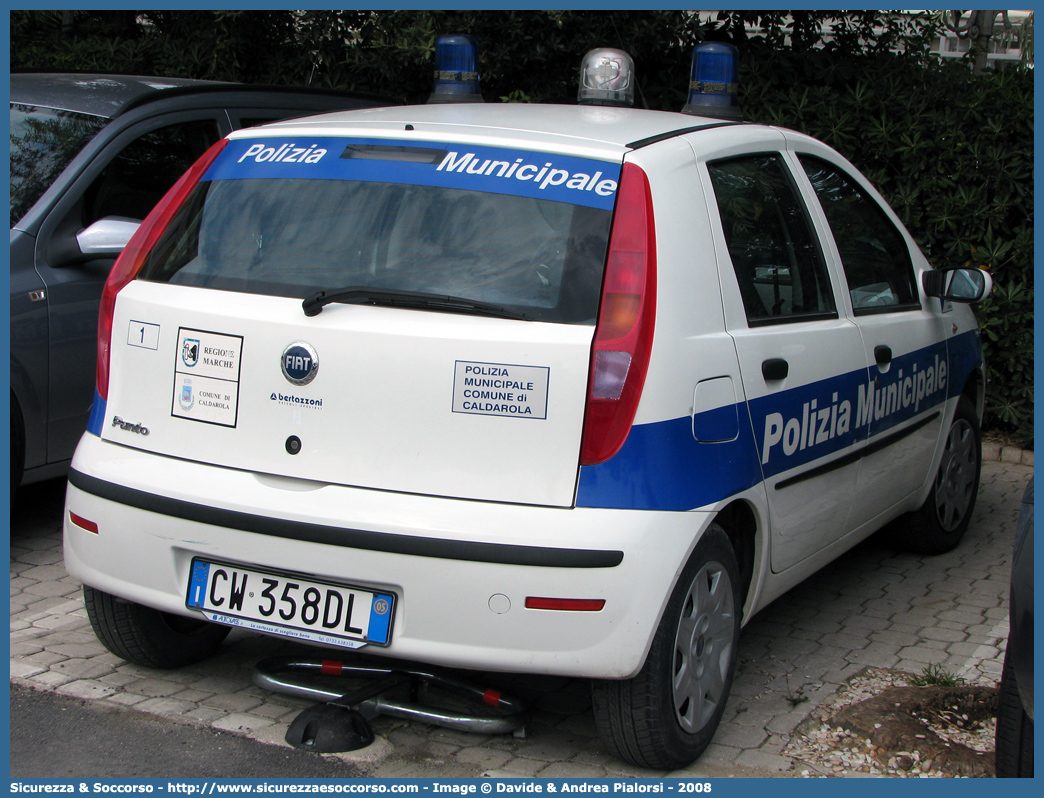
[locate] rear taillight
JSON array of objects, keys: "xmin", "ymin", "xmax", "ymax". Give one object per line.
[
  {"xmin": 96, "ymin": 139, "xmax": 228, "ymax": 401},
  {"xmin": 580, "ymin": 162, "xmax": 656, "ymax": 465}
]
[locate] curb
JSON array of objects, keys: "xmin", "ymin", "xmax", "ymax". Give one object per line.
[{"xmin": 982, "ymin": 441, "xmax": 1033, "ymax": 467}]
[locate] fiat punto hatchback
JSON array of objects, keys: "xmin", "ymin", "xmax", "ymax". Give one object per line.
[{"xmin": 64, "ymin": 44, "xmax": 992, "ymax": 768}]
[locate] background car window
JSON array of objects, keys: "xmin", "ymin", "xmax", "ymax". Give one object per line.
[
  {"xmin": 82, "ymin": 118, "xmax": 220, "ymax": 226},
  {"xmin": 799, "ymin": 155, "xmax": 918, "ymax": 313},
  {"xmin": 9, "ymin": 103, "xmax": 107, "ymax": 227},
  {"xmin": 708, "ymin": 154, "xmax": 836, "ymax": 325}
]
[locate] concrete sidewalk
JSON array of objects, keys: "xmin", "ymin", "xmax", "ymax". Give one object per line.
[{"xmin": 10, "ymin": 458, "xmax": 1032, "ymax": 778}]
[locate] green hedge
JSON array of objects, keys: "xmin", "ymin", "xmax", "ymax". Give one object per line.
[
  {"xmin": 738, "ymin": 48, "xmax": 1033, "ymax": 442},
  {"xmin": 12, "ymin": 10, "xmax": 1032, "ymax": 441}
]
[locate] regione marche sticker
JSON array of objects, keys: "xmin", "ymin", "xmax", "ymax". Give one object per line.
[
  {"xmin": 452, "ymin": 361, "xmax": 548, "ymax": 419},
  {"xmin": 172, "ymin": 327, "xmax": 243, "ymax": 427}
]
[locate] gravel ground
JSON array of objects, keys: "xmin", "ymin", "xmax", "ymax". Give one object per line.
[{"xmin": 785, "ymin": 667, "xmax": 997, "ymax": 778}]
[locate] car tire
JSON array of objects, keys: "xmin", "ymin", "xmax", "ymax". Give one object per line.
[
  {"xmin": 995, "ymin": 645, "xmax": 1034, "ymax": 777},
  {"xmin": 83, "ymin": 585, "xmax": 230, "ymax": 669},
  {"xmin": 891, "ymin": 395, "xmax": 981, "ymax": 554},
  {"xmin": 591, "ymin": 524, "xmax": 740, "ymax": 769}
]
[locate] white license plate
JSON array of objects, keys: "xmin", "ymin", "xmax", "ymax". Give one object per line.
[{"xmin": 186, "ymin": 559, "xmax": 394, "ymax": 648}]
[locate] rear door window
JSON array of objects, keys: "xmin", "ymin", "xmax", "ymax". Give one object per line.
[
  {"xmin": 138, "ymin": 138, "xmax": 619, "ymax": 324},
  {"xmin": 708, "ymin": 153, "xmax": 837, "ymax": 325}
]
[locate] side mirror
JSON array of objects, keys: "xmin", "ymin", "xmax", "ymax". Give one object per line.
[
  {"xmin": 75, "ymin": 216, "xmax": 141, "ymax": 257},
  {"xmin": 922, "ymin": 267, "xmax": 993, "ymax": 304}
]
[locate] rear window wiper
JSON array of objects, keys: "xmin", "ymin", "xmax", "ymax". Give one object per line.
[{"xmin": 302, "ymin": 287, "xmax": 532, "ymax": 320}]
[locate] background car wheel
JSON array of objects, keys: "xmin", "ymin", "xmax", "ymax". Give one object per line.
[
  {"xmin": 83, "ymin": 585, "xmax": 230, "ymax": 669},
  {"xmin": 890, "ymin": 395, "xmax": 981, "ymax": 554},
  {"xmin": 592, "ymin": 524, "xmax": 740, "ymax": 769},
  {"xmin": 995, "ymin": 645, "xmax": 1034, "ymax": 777}
]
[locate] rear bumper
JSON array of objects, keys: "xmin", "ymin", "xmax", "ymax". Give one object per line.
[{"xmin": 64, "ymin": 433, "xmax": 712, "ymax": 679}]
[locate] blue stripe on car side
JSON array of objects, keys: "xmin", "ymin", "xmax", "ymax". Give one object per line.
[
  {"xmin": 746, "ymin": 366, "xmax": 870, "ymax": 479},
  {"xmin": 946, "ymin": 326, "xmax": 984, "ymax": 401},
  {"xmin": 576, "ymin": 331, "xmax": 982, "ymax": 511},
  {"xmin": 575, "ymin": 414, "xmax": 763, "ymax": 511},
  {"xmin": 86, "ymin": 390, "xmax": 107, "ymax": 436}
]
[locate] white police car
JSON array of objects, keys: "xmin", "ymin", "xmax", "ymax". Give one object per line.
[{"xmin": 64, "ymin": 41, "xmax": 991, "ymax": 768}]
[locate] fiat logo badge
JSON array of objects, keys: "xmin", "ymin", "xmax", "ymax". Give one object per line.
[{"xmin": 281, "ymin": 342, "xmax": 319, "ymax": 386}]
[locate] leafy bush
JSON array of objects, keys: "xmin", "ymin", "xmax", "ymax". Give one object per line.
[
  {"xmin": 739, "ymin": 49, "xmax": 1033, "ymax": 442},
  {"xmin": 11, "ymin": 10, "xmax": 1032, "ymax": 440}
]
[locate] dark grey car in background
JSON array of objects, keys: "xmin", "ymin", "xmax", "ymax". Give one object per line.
[
  {"xmin": 995, "ymin": 476, "xmax": 1034, "ymax": 777},
  {"xmin": 10, "ymin": 73, "xmax": 389, "ymax": 490}
]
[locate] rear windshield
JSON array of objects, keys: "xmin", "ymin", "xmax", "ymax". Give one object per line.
[{"xmin": 138, "ymin": 137, "xmax": 621, "ymax": 324}]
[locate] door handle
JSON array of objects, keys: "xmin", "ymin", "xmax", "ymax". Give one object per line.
[
  {"xmin": 874, "ymin": 345, "xmax": 892, "ymax": 368},
  {"xmin": 762, "ymin": 358, "xmax": 789, "ymax": 382}
]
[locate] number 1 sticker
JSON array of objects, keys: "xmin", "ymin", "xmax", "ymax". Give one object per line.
[{"xmin": 128, "ymin": 320, "xmax": 160, "ymax": 350}]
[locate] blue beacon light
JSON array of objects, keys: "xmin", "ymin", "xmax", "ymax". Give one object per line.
[
  {"xmin": 681, "ymin": 42, "xmax": 743, "ymax": 121},
  {"xmin": 428, "ymin": 34, "xmax": 484, "ymax": 104}
]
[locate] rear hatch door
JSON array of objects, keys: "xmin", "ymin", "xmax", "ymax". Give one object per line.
[{"xmin": 100, "ymin": 135, "xmax": 622, "ymax": 507}]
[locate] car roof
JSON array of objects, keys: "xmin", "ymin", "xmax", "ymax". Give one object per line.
[
  {"xmin": 253, "ymin": 103, "xmax": 742, "ymax": 158},
  {"xmin": 10, "ymin": 72, "xmax": 392, "ymax": 122},
  {"xmin": 10, "ymin": 72, "xmax": 232, "ymax": 119}
]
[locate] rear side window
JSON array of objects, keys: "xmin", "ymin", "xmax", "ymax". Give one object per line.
[
  {"xmin": 799, "ymin": 155, "xmax": 918, "ymax": 313},
  {"xmin": 138, "ymin": 137, "xmax": 619, "ymax": 324},
  {"xmin": 708, "ymin": 154, "xmax": 836, "ymax": 325}
]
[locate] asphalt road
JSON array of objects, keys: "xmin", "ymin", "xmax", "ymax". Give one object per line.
[{"xmin": 10, "ymin": 681, "xmax": 365, "ymax": 779}]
